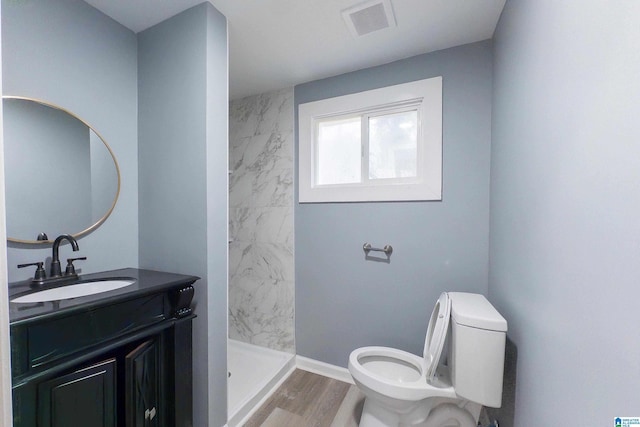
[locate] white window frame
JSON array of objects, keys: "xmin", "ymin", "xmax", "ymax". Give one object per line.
[{"xmin": 298, "ymin": 76, "xmax": 442, "ymax": 203}]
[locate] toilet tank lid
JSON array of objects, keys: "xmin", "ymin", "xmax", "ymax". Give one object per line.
[{"xmin": 448, "ymin": 292, "xmax": 507, "ymax": 332}]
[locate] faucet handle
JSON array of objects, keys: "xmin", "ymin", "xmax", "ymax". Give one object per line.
[
  {"xmin": 65, "ymin": 257, "xmax": 87, "ymax": 276},
  {"xmin": 18, "ymin": 262, "xmax": 47, "ymax": 281}
]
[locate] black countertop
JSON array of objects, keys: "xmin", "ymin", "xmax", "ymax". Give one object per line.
[{"xmin": 8, "ymin": 268, "xmax": 200, "ymax": 325}]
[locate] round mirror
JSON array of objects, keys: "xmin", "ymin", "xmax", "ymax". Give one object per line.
[{"xmin": 3, "ymin": 96, "xmax": 121, "ymax": 244}]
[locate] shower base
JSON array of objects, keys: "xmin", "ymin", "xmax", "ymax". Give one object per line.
[{"xmin": 227, "ymin": 339, "xmax": 295, "ymax": 426}]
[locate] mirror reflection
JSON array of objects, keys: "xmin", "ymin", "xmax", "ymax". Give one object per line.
[{"xmin": 3, "ymin": 97, "xmax": 120, "ymax": 244}]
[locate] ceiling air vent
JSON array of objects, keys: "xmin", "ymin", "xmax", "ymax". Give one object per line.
[{"xmin": 342, "ymin": 0, "xmax": 397, "ymax": 38}]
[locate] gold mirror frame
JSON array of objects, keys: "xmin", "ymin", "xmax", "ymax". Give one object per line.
[{"xmin": 3, "ymin": 95, "xmax": 121, "ymax": 244}]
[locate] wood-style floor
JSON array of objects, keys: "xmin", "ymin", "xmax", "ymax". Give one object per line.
[{"xmin": 243, "ymin": 369, "xmax": 365, "ymax": 427}]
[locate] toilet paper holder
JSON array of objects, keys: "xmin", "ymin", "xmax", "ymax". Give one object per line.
[{"xmin": 363, "ymin": 243, "xmax": 393, "ymax": 256}]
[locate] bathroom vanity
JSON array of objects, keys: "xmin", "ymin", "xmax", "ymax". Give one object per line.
[{"xmin": 8, "ymin": 268, "xmax": 198, "ymax": 427}]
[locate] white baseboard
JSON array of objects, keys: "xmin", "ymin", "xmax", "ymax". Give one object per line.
[{"xmin": 295, "ymin": 355, "xmax": 355, "ymax": 385}]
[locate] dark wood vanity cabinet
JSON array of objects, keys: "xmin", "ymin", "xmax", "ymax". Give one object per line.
[
  {"xmin": 126, "ymin": 338, "xmax": 160, "ymax": 427},
  {"xmin": 35, "ymin": 337, "xmax": 162, "ymax": 427},
  {"xmin": 9, "ymin": 269, "xmax": 197, "ymax": 427},
  {"xmin": 38, "ymin": 358, "xmax": 117, "ymax": 427}
]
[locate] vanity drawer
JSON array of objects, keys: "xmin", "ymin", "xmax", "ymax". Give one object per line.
[{"xmin": 12, "ymin": 293, "xmax": 167, "ymax": 378}]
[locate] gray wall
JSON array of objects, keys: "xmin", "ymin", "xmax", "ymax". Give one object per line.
[
  {"xmin": 489, "ymin": 1, "xmax": 640, "ymax": 424},
  {"xmin": 138, "ymin": 3, "xmax": 228, "ymax": 426},
  {"xmin": 204, "ymin": 8, "xmax": 229, "ymax": 425},
  {"xmin": 2, "ymin": 0, "xmax": 138, "ymax": 280},
  {"xmin": 295, "ymin": 41, "xmax": 493, "ymax": 367},
  {"xmin": 3, "ymin": 1, "xmax": 228, "ymax": 425}
]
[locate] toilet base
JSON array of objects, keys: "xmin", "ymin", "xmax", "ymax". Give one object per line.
[
  {"xmin": 359, "ymin": 398, "xmax": 401, "ymax": 427},
  {"xmin": 359, "ymin": 397, "xmax": 478, "ymax": 427}
]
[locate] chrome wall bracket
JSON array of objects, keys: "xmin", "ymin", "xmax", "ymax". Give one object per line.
[{"xmin": 363, "ymin": 243, "xmax": 393, "ymax": 256}]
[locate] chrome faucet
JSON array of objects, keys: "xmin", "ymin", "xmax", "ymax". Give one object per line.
[{"xmin": 50, "ymin": 234, "xmax": 79, "ymax": 278}]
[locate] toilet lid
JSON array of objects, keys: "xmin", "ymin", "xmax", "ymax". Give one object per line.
[{"xmin": 423, "ymin": 292, "xmax": 451, "ymax": 381}]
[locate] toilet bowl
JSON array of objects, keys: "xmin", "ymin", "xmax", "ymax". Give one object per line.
[
  {"xmin": 349, "ymin": 346, "xmax": 479, "ymax": 427},
  {"xmin": 348, "ymin": 292, "xmax": 507, "ymax": 427}
]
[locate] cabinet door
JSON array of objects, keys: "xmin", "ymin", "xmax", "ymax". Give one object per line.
[
  {"xmin": 126, "ymin": 339, "xmax": 159, "ymax": 427},
  {"xmin": 38, "ymin": 358, "xmax": 117, "ymax": 427}
]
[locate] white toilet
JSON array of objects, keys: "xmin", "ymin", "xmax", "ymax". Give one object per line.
[{"xmin": 348, "ymin": 292, "xmax": 507, "ymax": 427}]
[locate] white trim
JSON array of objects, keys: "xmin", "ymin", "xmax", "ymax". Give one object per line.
[
  {"xmin": 298, "ymin": 76, "xmax": 442, "ymax": 203},
  {"xmin": 296, "ymin": 355, "xmax": 355, "ymax": 385},
  {"xmin": 0, "ymin": 5, "xmax": 14, "ymax": 424}
]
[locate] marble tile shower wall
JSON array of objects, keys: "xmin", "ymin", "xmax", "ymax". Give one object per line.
[{"xmin": 228, "ymin": 88, "xmax": 295, "ymax": 353}]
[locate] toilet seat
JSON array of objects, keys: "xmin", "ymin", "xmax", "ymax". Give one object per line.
[
  {"xmin": 348, "ymin": 293, "xmax": 454, "ymax": 402},
  {"xmin": 349, "ymin": 346, "xmax": 457, "ymax": 402},
  {"xmin": 423, "ymin": 292, "xmax": 451, "ymax": 381}
]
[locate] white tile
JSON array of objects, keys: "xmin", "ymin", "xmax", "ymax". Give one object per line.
[
  {"xmin": 229, "ymin": 275, "xmax": 295, "ymax": 352},
  {"xmin": 229, "ymin": 87, "xmax": 295, "ymax": 354},
  {"xmin": 230, "ymin": 207, "xmax": 293, "ymax": 246}
]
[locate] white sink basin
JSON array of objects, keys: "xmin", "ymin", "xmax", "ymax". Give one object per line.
[{"xmin": 11, "ymin": 279, "xmax": 136, "ymax": 303}]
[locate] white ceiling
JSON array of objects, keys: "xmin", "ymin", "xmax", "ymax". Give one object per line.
[{"xmin": 84, "ymin": 0, "xmax": 506, "ymax": 100}]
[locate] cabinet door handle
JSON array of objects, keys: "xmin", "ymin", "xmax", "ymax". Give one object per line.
[{"xmin": 145, "ymin": 407, "xmax": 156, "ymax": 420}]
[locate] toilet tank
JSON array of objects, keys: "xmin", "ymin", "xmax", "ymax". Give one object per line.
[{"xmin": 448, "ymin": 292, "xmax": 507, "ymax": 408}]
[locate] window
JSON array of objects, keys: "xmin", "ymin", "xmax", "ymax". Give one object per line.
[{"xmin": 298, "ymin": 76, "xmax": 442, "ymax": 203}]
